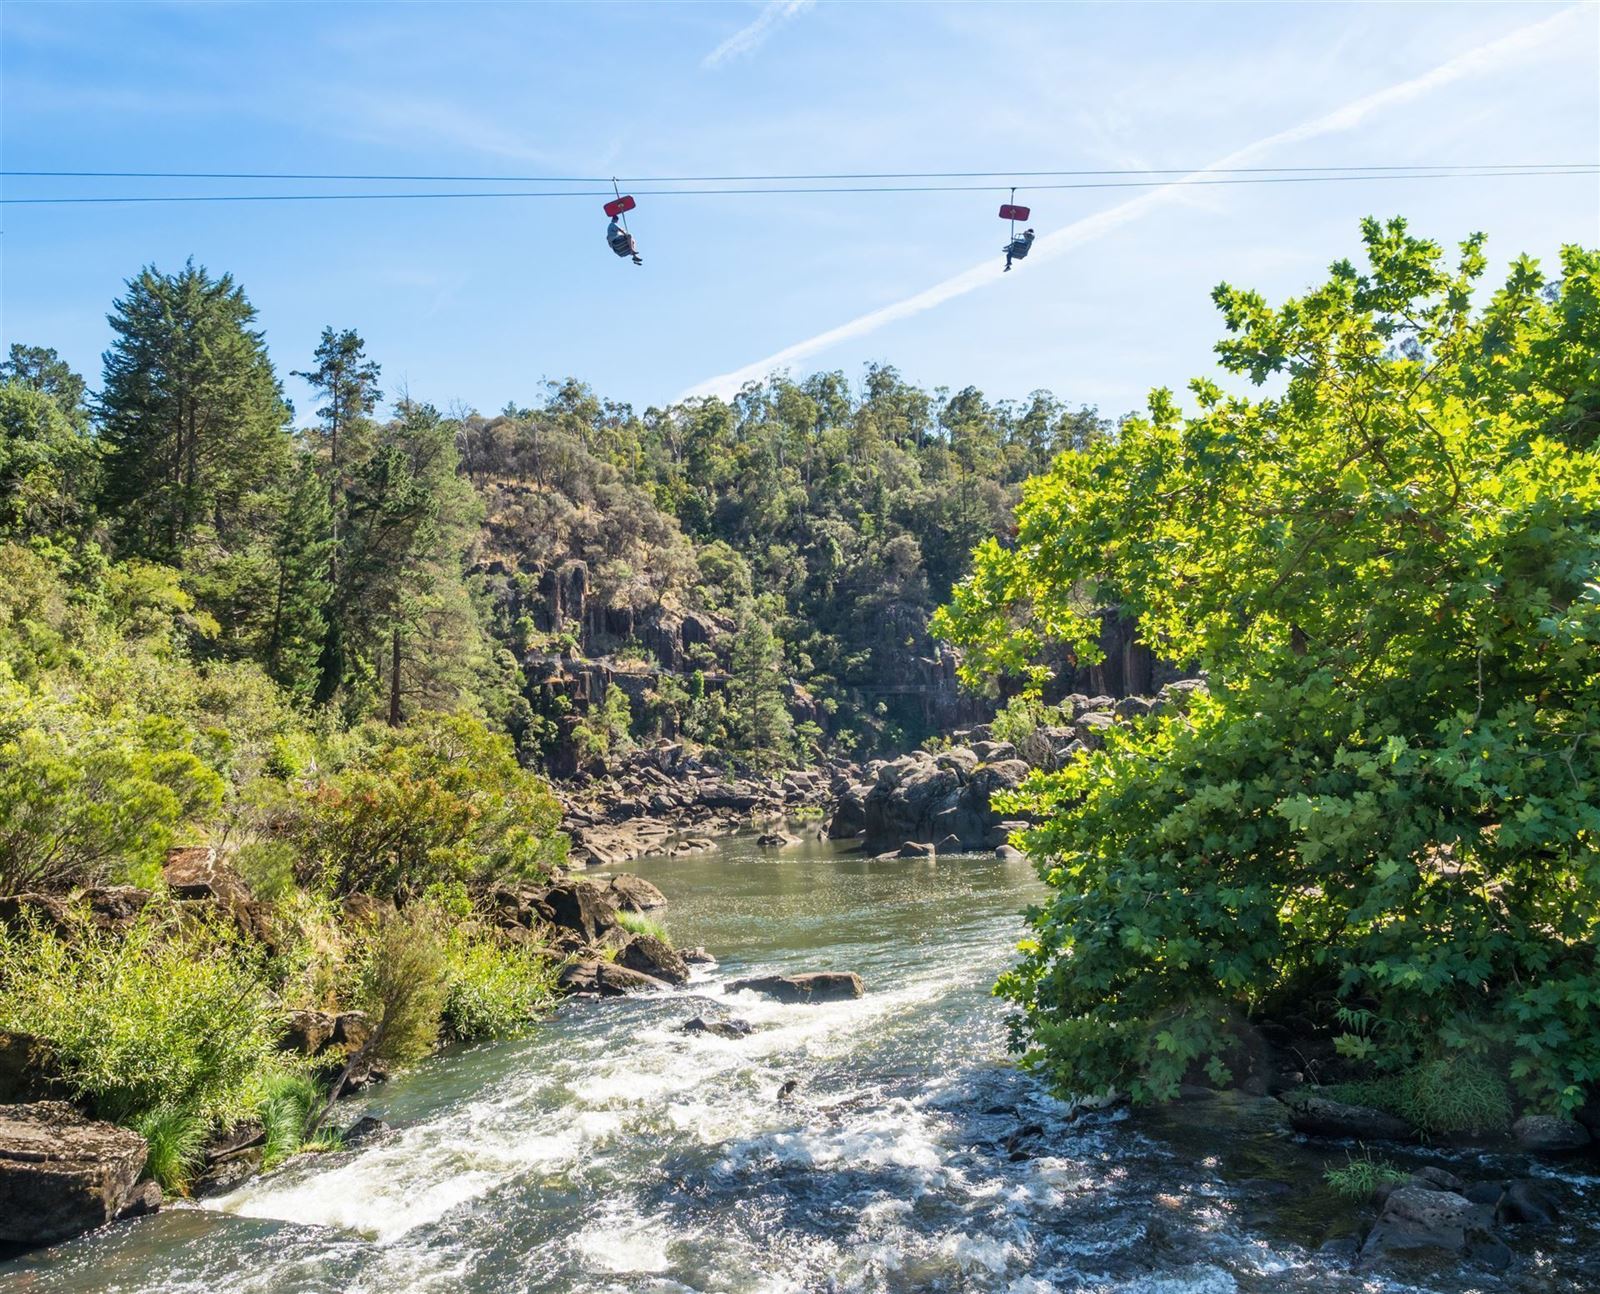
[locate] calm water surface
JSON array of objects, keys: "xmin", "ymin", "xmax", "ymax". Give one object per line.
[{"xmin": 4, "ymin": 837, "xmax": 1595, "ymax": 1293}]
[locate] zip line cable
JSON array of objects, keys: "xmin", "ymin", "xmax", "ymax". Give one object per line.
[
  {"xmin": 2, "ymin": 167, "xmax": 1594, "ymax": 206},
  {"xmin": 3, "ymin": 163, "xmax": 1593, "ymax": 184}
]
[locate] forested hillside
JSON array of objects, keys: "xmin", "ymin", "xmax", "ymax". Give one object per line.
[{"xmin": 3, "ymin": 262, "xmax": 1109, "ymax": 779}]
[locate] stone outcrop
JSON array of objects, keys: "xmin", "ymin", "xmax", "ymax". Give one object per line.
[
  {"xmin": 0, "ymin": 1102, "xmax": 154, "ymax": 1247},
  {"xmin": 1511, "ymin": 1114, "xmax": 1591, "ymax": 1153},
  {"xmin": 618, "ymin": 934, "xmax": 689, "ymax": 985},
  {"xmin": 1281, "ymin": 1091, "xmax": 1414, "ymax": 1142},
  {"xmin": 826, "ymin": 682, "xmax": 1206, "ymax": 854},
  {"xmin": 558, "ymin": 960, "xmax": 671, "ymax": 996},
  {"xmin": 727, "ymin": 972, "xmax": 864, "ymax": 1004}
]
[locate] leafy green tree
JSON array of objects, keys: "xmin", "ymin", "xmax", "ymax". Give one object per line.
[
  {"xmin": 0, "ymin": 344, "xmax": 88, "ymax": 421},
  {"xmin": 98, "ymin": 261, "xmax": 292, "ymax": 566},
  {"xmin": 0, "ymin": 381, "xmax": 97, "ymax": 539},
  {"xmin": 937, "ymin": 220, "xmax": 1600, "ymax": 1112},
  {"xmin": 266, "ymin": 459, "xmax": 334, "ymax": 704}
]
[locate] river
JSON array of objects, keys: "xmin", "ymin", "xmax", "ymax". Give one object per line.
[{"xmin": 3, "ymin": 837, "xmax": 1595, "ymax": 1293}]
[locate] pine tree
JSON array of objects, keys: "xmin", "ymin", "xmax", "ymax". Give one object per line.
[
  {"xmin": 728, "ymin": 600, "xmax": 793, "ymax": 766},
  {"xmin": 266, "ymin": 459, "xmax": 334, "ymax": 704},
  {"xmin": 98, "ymin": 260, "xmax": 291, "ymax": 565}
]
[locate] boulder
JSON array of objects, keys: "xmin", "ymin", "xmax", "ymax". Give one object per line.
[
  {"xmin": 162, "ymin": 846, "xmax": 251, "ymax": 906},
  {"xmin": 0, "ymin": 893, "xmax": 73, "ymax": 935},
  {"xmin": 1356, "ymin": 1185, "xmax": 1491, "ymax": 1270},
  {"xmin": 933, "ymin": 834, "xmax": 964, "ymax": 855},
  {"xmin": 995, "ymin": 845, "xmax": 1026, "ymax": 862},
  {"xmin": 680, "ymin": 946, "xmax": 717, "ymax": 965},
  {"xmin": 935, "ymin": 748, "xmax": 979, "ymax": 777},
  {"xmin": 896, "ymin": 841, "xmax": 936, "ymax": 859},
  {"xmin": 78, "ymin": 887, "xmax": 152, "ymax": 933},
  {"xmin": 971, "ymin": 740, "xmax": 1017, "ymax": 763},
  {"xmin": 755, "ymin": 831, "xmax": 801, "ymax": 849},
  {"xmin": 602, "ymin": 874, "xmax": 668, "ymax": 913},
  {"xmin": 330, "ymin": 1011, "xmax": 373, "ymax": 1050},
  {"xmin": 115, "ymin": 1180, "xmax": 163, "ymax": 1221},
  {"xmin": 678, "ymin": 1016, "xmax": 753, "ymax": 1039},
  {"xmin": 0, "ymin": 1102, "xmax": 151, "ymax": 1246},
  {"xmin": 559, "ymin": 960, "xmax": 671, "ymax": 996},
  {"xmin": 618, "ymin": 934, "xmax": 689, "ymax": 985},
  {"xmin": 727, "ymin": 972, "xmax": 865, "ymax": 1004},
  {"xmin": 341, "ymin": 1115, "xmax": 389, "ymax": 1147},
  {"xmin": 1282, "ymin": 1092, "xmax": 1413, "ymax": 1142},
  {"xmin": 0, "ymin": 1031, "xmax": 61, "ymax": 1103},
  {"xmin": 1511, "ymin": 1114, "xmax": 1591, "ymax": 1153},
  {"xmin": 541, "ymin": 880, "xmax": 624, "ymax": 945},
  {"xmin": 279, "ymin": 1009, "xmax": 337, "ymax": 1056},
  {"xmin": 1499, "ymin": 1178, "xmax": 1560, "ymax": 1226}
]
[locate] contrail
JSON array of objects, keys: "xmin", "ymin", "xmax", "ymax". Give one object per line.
[
  {"xmin": 702, "ymin": 0, "xmax": 815, "ymax": 70},
  {"xmin": 680, "ymin": 5, "xmax": 1585, "ymax": 400}
]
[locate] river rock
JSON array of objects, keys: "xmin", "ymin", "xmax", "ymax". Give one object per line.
[
  {"xmin": 559, "ymin": 960, "xmax": 670, "ymax": 996},
  {"xmin": 1282, "ymin": 1091, "xmax": 1413, "ymax": 1142},
  {"xmin": 680, "ymin": 946, "xmax": 716, "ymax": 965},
  {"xmin": 727, "ymin": 972, "xmax": 864, "ymax": 1004},
  {"xmin": 896, "ymin": 841, "xmax": 936, "ymax": 859},
  {"xmin": 0, "ymin": 1102, "xmax": 153, "ymax": 1246},
  {"xmin": 341, "ymin": 1115, "xmax": 389, "ymax": 1147},
  {"xmin": 1511, "ymin": 1114, "xmax": 1591, "ymax": 1153},
  {"xmin": 1499, "ymin": 1179, "xmax": 1560, "ymax": 1226},
  {"xmin": 602, "ymin": 874, "xmax": 667, "ymax": 912},
  {"xmin": 540, "ymin": 880, "xmax": 624, "ymax": 945},
  {"xmin": 679, "ymin": 1016, "xmax": 753, "ymax": 1039},
  {"xmin": 995, "ymin": 845, "xmax": 1026, "ymax": 862},
  {"xmin": 1356, "ymin": 1184, "xmax": 1491, "ymax": 1270},
  {"xmin": 755, "ymin": 831, "xmax": 801, "ymax": 848},
  {"xmin": 618, "ymin": 934, "xmax": 689, "ymax": 985}
]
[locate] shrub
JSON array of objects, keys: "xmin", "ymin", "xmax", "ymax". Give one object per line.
[
  {"xmin": 1324, "ymin": 1152, "xmax": 1409, "ymax": 1200},
  {"xmin": 287, "ymin": 711, "xmax": 567, "ymax": 898},
  {"xmin": 616, "ymin": 910, "xmax": 670, "ymax": 943},
  {"xmin": 1328, "ymin": 1057, "xmax": 1513, "ymax": 1137},
  {"xmin": 441, "ymin": 930, "xmax": 562, "ymax": 1043},
  {"xmin": 132, "ymin": 1104, "xmax": 209, "ymax": 1194},
  {"xmin": 938, "ymin": 222, "xmax": 1600, "ymax": 1111},
  {"xmin": 256, "ymin": 1070, "xmax": 322, "ymax": 1169},
  {"xmin": 0, "ymin": 908, "xmax": 282, "ymax": 1127}
]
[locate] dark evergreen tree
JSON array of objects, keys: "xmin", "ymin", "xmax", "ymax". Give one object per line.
[{"xmin": 266, "ymin": 459, "xmax": 335, "ymax": 704}]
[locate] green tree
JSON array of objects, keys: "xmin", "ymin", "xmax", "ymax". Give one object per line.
[
  {"xmin": 0, "ymin": 344, "xmax": 88, "ymax": 421},
  {"xmin": 0, "ymin": 381, "xmax": 97, "ymax": 539},
  {"xmin": 936, "ymin": 220, "xmax": 1600, "ymax": 1112},
  {"xmin": 265, "ymin": 459, "xmax": 334, "ymax": 704},
  {"xmin": 727, "ymin": 600, "xmax": 793, "ymax": 766},
  {"xmin": 98, "ymin": 261, "xmax": 292, "ymax": 567}
]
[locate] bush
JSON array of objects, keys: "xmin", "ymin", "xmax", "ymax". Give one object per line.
[
  {"xmin": 1324, "ymin": 1152, "xmax": 1409, "ymax": 1200},
  {"xmin": 287, "ymin": 711, "xmax": 567, "ymax": 898},
  {"xmin": 1328, "ymin": 1056, "xmax": 1513, "ymax": 1137},
  {"xmin": 256, "ymin": 1070, "xmax": 322, "ymax": 1169},
  {"xmin": 616, "ymin": 910, "xmax": 670, "ymax": 943},
  {"xmin": 939, "ymin": 222, "xmax": 1600, "ymax": 1111},
  {"xmin": 0, "ymin": 910, "xmax": 283, "ymax": 1126},
  {"xmin": 132, "ymin": 1104, "xmax": 209, "ymax": 1194},
  {"xmin": 441, "ymin": 930, "xmax": 561, "ymax": 1043}
]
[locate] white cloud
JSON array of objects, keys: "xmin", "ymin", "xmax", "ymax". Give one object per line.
[
  {"xmin": 680, "ymin": 4, "xmax": 1584, "ymax": 400},
  {"xmin": 702, "ymin": 0, "xmax": 815, "ymax": 70}
]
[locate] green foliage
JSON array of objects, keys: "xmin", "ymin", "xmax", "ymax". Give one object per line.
[
  {"xmin": 256, "ymin": 1070, "xmax": 323, "ymax": 1169},
  {"xmin": 616, "ymin": 910, "xmax": 670, "ymax": 942},
  {"xmin": 1327, "ymin": 1056, "xmax": 1513, "ymax": 1137},
  {"xmin": 441, "ymin": 929, "xmax": 562, "ymax": 1042},
  {"xmin": 349, "ymin": 907, "xmax": 452, "ymax": 1066},
  {"xmin": 287, "ymin": 711, "xmax": 566, "ymax": 898},
  {"xmin": 728, "ymin": 600, "xmax": 794, "ymax": 768},
  {"xmin": 940, "ymin": 221, "xmax": 1600, "ymax": 1111},
  {"xmin": 0, "ymin": 380, "xmax": 97, "ymax": 539},
  {"xmin": 0, "ymin": 911, "xmax": 282, "ymax": 1126},
  {"xmin": 132, "ymin": 1104, "xmax": 210, "ymax": 1195},
  {"xmin": 1323, "ymin": 1151, "xmax": 1409, "ymax": 1200},
  {"xmin": 572, "ymin": 683, "xmax": 634, "ymax": 765}
]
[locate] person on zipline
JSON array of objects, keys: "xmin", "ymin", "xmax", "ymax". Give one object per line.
[
  {"xmin": 1004, "ymin": 227, "xmax": 1035, "ymax": 272},
  {"xmin": 607, "ymin": 216, "xmax": 642, "ymax": 265}
]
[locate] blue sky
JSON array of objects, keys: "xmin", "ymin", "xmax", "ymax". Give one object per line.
[{"xmin": 2, "ymin": 1, "xmax": 1597, "ymax": 424}]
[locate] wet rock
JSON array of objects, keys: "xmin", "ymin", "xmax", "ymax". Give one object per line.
[
  {"xmin": 755, "ymin": 831, "xmax": 800, "ymax": 848},
  {"xmin": 1498, "ymin": 1179, "xmax": 1560, "ymax": 1226},
  {"xmin": 341, "ymin": 1115, "xmax": 389, "ymax": 1147},
  {"xmin": 825, "ymin": 789, "xmax": 868, "ymax": 840},
  {"xmin": 1411, "ymin": 1165, "xmax": 1465, "ymax": 1193},
  {"xmin": 727, "ymin": 972, "xmax": 864, "ymax": 1004},
  {"xmin": 1282, "ymin": 1091, "xmax": 1413, "ymax": 1142},
  {"xmin": 559, "ymin": 959, "xmax": 670, "ymax": 997},
  {"xmin": 1356, "ymin": 1184, "xmax": 1490, "ymax": 1270},
  {"xmin": 1469, "ymin": 1236, "xmax": 1514, "ymax": 1270},
  {"xmin": 115, "ymin": 1180, "xmax": 163, "ymax": 1221},
  {"xmin": 1464, "ymin": 1181, "xmax": 1504, "ymax": 1206},
  {"xmin": 1511, "ymin": 1114, "xmax": 1590, "ymax": 1153},
  {"xmin": 203, "ymin": 1119, "xmax": 265, "ymax": 1165},
  {"xmin": 933, "ymin": 833, "xmax": 964, "ymax": 855},
  {"xmin": 777, "ymin": 1079, "xmax": 799, "ymax": 1103},
  {"xmin": 680, "ymin": 946, "xmax": 717, "ymax": 965},
  {"xmin": 618, "ymin": 934, "xmax": 689, "ymax": 986},
  {"xmin": 995, "ymin": 845, "xmax": 1025, "ymax": 861},
  {"xmin": 0, "ymin": 1102, "xmax": 151, "ymax": 1246},
  {"xmin": 602, "ymin": 874, "xmax": 667, "ymax": 912},
  {"xmin": 192, "ymin": 1152, "xmax": 259, "ymax": 1199},
  {"xmin": 1317, "ymin": 1235, "xmax": 1360, "ymax": 1264},
  {"xmin": 678, "ymin": 1016, "xmax": 753, "ymax": 1039},
  {"xmin": 896, "ymin": 841, "xmax": 936, "ymax": 859}
]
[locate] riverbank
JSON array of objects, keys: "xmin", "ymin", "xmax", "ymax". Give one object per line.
[{"xmin": 5, "ymin": 837, "xmax": 1596, "ymax": 1294}]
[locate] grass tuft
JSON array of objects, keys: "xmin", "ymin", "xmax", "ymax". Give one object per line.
[
  {"xmin": 1323, "ymin": 1150, "xmax": 1410, "ymax": 1200},
  {"xmin": 616, "ymin": 910, "xmax": 670, "ymax": 943},
  {"xmin": 132, "ymin": 1104, "xmax": 209, "ymax": 1194}
]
